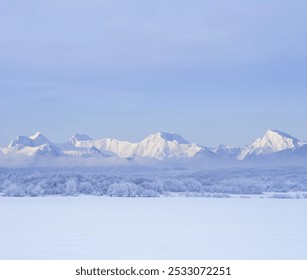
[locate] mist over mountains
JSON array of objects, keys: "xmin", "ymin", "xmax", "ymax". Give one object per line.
[{"xmin": 0, "ymin": 129, "xmax": 306, "ymax": 166}]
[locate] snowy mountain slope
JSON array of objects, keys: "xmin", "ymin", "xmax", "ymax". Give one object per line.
[
  {"xmin": 210, "ymin": 144, "xmax": 241, "ymax": 158},
  {"xmin": 1, "ymin": 129, "xmax": 306, "ymax": 163},
  {"xmin": 3, "ymin": 132, "xmax": 108, "ymax": 158},
  {"xmin": 71, "ymin": 132, "xmax": 212, "ymax": 160},
  {"xmin": 8, "ymin": 132, "xmax": 51, "ymax": 148},
  {"xmin": 62, "ymin": 146, "xmax": 108, "ymax": 158},
  {"xmin": 69, "ymin": 133, "xmax": 92, "ymax": 145},
  {"xmin": 238, "ymin": 129, "xmax": 305, "ymax": 160},
  {"xmin": 294, "ymin": 144, "xmax": 307, "ymax": 157},
  {"xmin": 132, "ymin": 132, "xmax": 209, "ymax": 160},
  {"xmin": 1, "ymin": 143, "xmax": 62, "ymax": 156},
  {"xmin": 4, "ymin": 132, "xmax": 60, "ymax": 156},
  {"xmin": 73, "ymin": 137, "xmax": 137, "ymax": 158}
]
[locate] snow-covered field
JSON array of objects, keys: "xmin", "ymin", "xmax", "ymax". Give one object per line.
[{"xmin": 1, "ymin": 197, "xmax": 306, "ymax": 260}]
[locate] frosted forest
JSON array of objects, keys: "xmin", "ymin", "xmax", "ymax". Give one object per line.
[{"xmin": 1, "ymin": 166, "xmax": 307, "ymax": 199}]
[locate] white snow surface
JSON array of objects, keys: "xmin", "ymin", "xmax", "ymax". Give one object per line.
[{"xmin": 1, "ymin": 197, "xmax": 306, "ymax": 260}]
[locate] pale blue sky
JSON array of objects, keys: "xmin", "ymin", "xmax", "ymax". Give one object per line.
[{"xmin": 1, "ymin": 0, "xmax": 307, "ymax": 146}]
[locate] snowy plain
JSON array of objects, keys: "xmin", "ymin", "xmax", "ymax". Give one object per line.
[{"xmin": 1, "ymin": 196, "xmax": 307, "ymax": 260}]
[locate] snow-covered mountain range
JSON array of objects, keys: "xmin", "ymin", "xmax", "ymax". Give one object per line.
[
  {"xmin": 71, "ymin": 132, "xmax": 214, "ymax": 160},
  {"xmin": 0, "ymin": 129, "xmax": 306, "ymax": 163}
]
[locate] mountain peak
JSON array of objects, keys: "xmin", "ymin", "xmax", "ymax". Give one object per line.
[
  {"xmin": 147, "ymin": 132, "xmax": 189, "ymax": 144},
  {"xmin": 29, "ymin": 132, "xmax": 51, "ymax": 146},
  {"xmin": 8, "ymin": 132, "xmax": 50, "ymax": 148},
  {"xmin": 72, "ymin": 133, "xmax": 92, "ymax": 141},
  {"xmin": 29, "ymin": 131, "xmax": 46, "ymax": 140},
  {"xmin": 239, "ymin": 129, "xmax": 304, "ymax": 160},
  {"xmin": 69, "ymin": 133, "xmax": 92, "ymax": 145},
  {"xmin": 265, "ymin": 129, "xmax": 299, "ymax": 140}
]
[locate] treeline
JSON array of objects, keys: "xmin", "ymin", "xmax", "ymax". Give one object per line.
[{"xmin": 0, "ymin": 167, "xmax": 306, "ymax": 197}]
